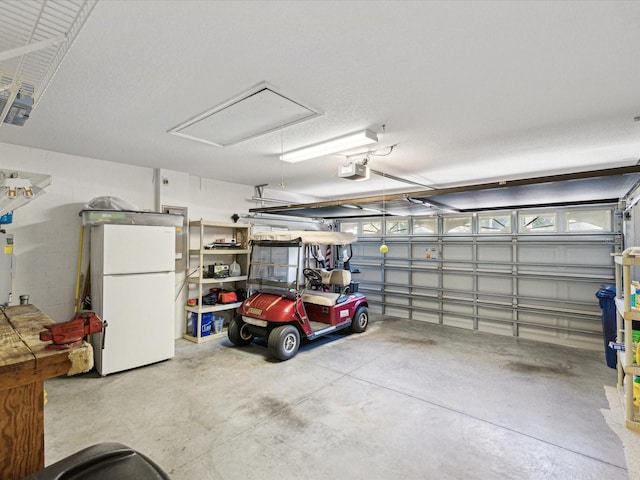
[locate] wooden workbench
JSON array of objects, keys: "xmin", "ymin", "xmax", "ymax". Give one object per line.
[{"xmin": 0, "ymin": 304, "xmax": 93, "ymax": 480}]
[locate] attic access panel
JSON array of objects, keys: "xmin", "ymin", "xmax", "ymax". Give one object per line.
[{"xmin": 168, "ymin": 83, "xmax": 322, "ymax": 147}]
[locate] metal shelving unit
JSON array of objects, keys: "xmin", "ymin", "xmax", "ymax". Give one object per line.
[
  {"xmin": 613, "ymin": 248, "xmax": 640, "ymax": 432},
  {"xmin": 183, "ymin": 220, "xmax": 250, "ymax": 343}
]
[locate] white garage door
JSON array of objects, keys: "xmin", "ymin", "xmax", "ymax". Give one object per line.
[{"xmin": 338, "ymin": 205, "xmax": 621, "ymax": 351}]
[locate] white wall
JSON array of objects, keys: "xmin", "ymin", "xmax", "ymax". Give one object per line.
[{"xmin": 1, "ymin": 142, "xmax": 322, "ymax": 337}]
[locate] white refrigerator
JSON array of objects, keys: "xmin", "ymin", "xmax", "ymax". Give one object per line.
[{"xmin": 91, "ymin": 224, "xmax": 175, "ymax": 376}]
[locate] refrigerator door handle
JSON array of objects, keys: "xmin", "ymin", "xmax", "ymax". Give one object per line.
[{"xmin": 101, "ymin": 320, "xmax": 108, "ymax": 350}]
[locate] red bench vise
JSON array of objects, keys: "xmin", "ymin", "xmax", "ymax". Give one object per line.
[{"xmin": 39, "ymin": 311, "xmax": 103, "ymax": 350}]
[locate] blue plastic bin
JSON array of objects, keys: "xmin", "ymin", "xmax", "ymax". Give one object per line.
[
  {"xmin": 191, "ymin": 312, "xmax": 213, "ymax": 337},
  {"xmin": 595, "ymin": 285, "xmax": 617, "ymax": 369}
]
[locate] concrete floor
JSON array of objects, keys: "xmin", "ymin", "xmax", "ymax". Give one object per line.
[{"xmin": 43, "ymin": 316, "xmax": 632, "ymax": 479}]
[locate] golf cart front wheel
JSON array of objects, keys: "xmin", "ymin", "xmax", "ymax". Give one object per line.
[
  {"xmin": 228, "ymin": 316, "xmax": 254, "ymax": 346},
  {"xmin": 268, "ymin": 325, "xmax": 300, "ymax": 361},
  {"xmin": 350, "ymin": 306, "xmax": 369, "ymax": 333}
]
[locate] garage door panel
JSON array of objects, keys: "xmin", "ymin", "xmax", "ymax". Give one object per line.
[
  {"xmin": 413, "ymin": 312, "xmax": 440, "ymax": 324},
  {"xmin": 517, "ymin": 244, "xmax": 611, "ymax": 266},
  {"xmin": 518, "ymin": 311, "xmax": 563, "ymax": 328},
  {"xmin": 363, "ymin": 292, "xmax": 383, "ymax": 303},
  {"xmin": 357, "ymin": 267, "xmax": 382, "ymax": 283},
  {"xmin": 386, "ymin": 270, "xmax": 410, "ymax": 284},
  {"xmin": 443, "ymin": 244, "xmax": 472, "ymax": 261},
  {"xmin": 443, "ymin": 315, "xmax": 473, "ymax": 329},
  {"xmin": 412, "ymin": 244, "xmax": 439, "ymax": 259},
  {"xmin": 478, "ymin": 306, "xmax": 513, "ymax": 321},
  {"xmin": 411, "ymin": 271, "xmax": 440, "ymax": 287},
  {"xmin": 517, "ymin": 325, "xmax": 600, "ymax": 350},
  {"xmin": 443, "ymin": 273, "xmax": 473, "ymax": 290},
  {"xmin": 518, "ymin": 278, "xmax": 567, "ymax": 299},
  {"xmin": 477, "ymin": 245, "xmax": 512, "ymax": 262},
  {"xmin": 568, "ymin": 282, "xmax": 608, "ymax": 303},
  {"xmin": 354, "ymin": 244, "xmax": 381, "ymax": 257},
  {"xmin": 518, "ymin": 245, "xmax": 558, "ymax": 263},
  {"xmin": 478, "ymin": 276, "xmax": 512, "ymax": 295},
  {"xmin": 368, "ymin": 304, "xmax": 383, "ymax": 314},
  {"xmin": 412, "ymin": 298, "xmax": 439, "ymax": 311},
  {"xmin": 386, "ymin": 306, "xmax": 410, "ymax": 317},
  {"xmin": 389, "ymin": 245, "xmax": 411, "ymax": 257},
  {"xmin": 443, "ymin": 302, "xmax": 473, "ymax": 315},
  {"xmin": 478, "ymin": 320, "xmax": 513, "ymax": 336}
]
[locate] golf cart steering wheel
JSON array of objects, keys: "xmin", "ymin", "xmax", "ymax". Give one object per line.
[{"xmin": 303, "ymin": 268, "xmax": 323, "ymax": 287}]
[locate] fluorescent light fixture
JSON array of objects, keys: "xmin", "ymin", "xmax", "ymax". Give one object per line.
[{"xmin": 280, "ymin": 129, "xmax": 378, "ymax": 163}]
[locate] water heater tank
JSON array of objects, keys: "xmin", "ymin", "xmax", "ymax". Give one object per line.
[{"xmin": 0, "ymin": 232, "xmax": 14, "ymax": 305}]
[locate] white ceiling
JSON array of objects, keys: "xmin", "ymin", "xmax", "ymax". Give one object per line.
[{"xmin": 1, "ymin": 0, "xmax": 639, "ymax": 200}]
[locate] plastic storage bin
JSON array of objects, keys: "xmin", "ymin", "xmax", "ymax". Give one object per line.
[
  {"xmin": 596, "ymin": 285, "xmax": 617, "ymax": 369},
  {"xmin": 191, "ymin": 312, "xmax": 213, "ymax": 337},
  {"xmin": 213, "ymin": 315, "xmax": 224, "ymax": 334}
]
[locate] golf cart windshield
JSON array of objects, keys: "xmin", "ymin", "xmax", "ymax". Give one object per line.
[
  {"xmin": 247, "ymin": 231, "xmax": 357, "ymax": 296},
  {"xmin": 248, "ymin": 241, "xmax": 302, "ymax": 296}
]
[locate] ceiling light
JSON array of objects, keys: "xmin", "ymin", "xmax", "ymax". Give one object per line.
[{"xmin": 280, "ymin": 129, "xmax": 378, "ymax": 163}]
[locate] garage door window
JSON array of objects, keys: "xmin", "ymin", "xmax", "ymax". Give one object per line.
[
  {"xmin": 566, "ymin": 209, "xmax": 611, "ymax": 232},
  {"xmin": 340, "ymin": 222, "xmax": 358, "ymax": 235},
  {"xmin": 444, "ymin": 216, "xmax": 472, "ymax": 234},
  {"xmin": 362, "ymin": 220, "xmax": 382, "ymax": 235},
  {"xmin": 386, "ymin": 219, "xmax": 408, "ymax": 235},
  {"xmin": 413, "ymin": 217, "xmax": 438, "ymax": 234},
  {"xmin": 478, "ymin": 214, "xmax": 511, "ymax": 234},
  {"xmin": 518, "ymin": 212, "xmax": 556, "ymax": 233}
]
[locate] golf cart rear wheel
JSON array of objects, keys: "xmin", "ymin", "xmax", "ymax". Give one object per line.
[
  {"xmin": 268, "ymin": 325, "xmax": 300, "ymax": 361},
  {"xmin": 350, "ymin": 306, "xmax": 369, "ymax": 333},
  {"xmin": 228, "ymin": 316, "xmax": 254, "ymax": 346}
]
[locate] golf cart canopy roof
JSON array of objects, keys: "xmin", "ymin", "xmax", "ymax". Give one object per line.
[{"xmin": 250, "ymin": 230, "xmax": 357, "ymax": 246}]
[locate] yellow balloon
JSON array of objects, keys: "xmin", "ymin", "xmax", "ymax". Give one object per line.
[{"xmin": 380, "ymin": 244, "xmax": 388, "ymax": 254}]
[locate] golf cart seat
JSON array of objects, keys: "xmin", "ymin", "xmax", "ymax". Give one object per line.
[{"xmin": 302, "ymin": 269, "xmax": 352, "ymax": 307}]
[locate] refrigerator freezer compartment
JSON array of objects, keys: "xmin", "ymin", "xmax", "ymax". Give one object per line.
[{"xmin": 92, "ymin": 224, "xmax": 175, "ymax": 274}]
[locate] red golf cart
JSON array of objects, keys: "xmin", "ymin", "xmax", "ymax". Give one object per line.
[{"xmin": 228, "ymin": 231, "xmax": 368, "ymax": 360}]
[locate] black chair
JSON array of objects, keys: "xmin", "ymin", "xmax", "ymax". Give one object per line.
[{"xmin": 24, "ymin": 442, "xmax": 170, "ymax": 479}]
